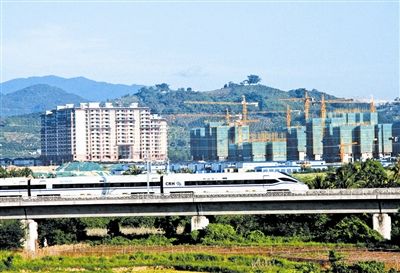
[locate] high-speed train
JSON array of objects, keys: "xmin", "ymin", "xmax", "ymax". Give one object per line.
[{"xmin": 0, "ymin": 172, "xmax": 308, "ymax": 198}]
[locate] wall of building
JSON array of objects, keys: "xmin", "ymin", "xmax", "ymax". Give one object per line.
[
  {"xmin": 287, "ymin": 126, "xmax": 306, "ymax": 161},
  {"xmin": 189, "ymin": 111, "xmax": 393, "ymax": 163},
  {"xmin": 41, "ymin": 103, "xmax": 167, "ymax": 164}
]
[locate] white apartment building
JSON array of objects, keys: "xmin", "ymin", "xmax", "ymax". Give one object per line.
[{"xmin": 41, "ymin": 102, "xmax": 168, "ymax": 164}]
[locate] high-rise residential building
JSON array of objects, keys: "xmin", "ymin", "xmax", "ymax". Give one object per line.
[
  {"xmin": 41, "ymin": 102, "xmax": 167, "ymax": 164},
  {"xmin": 190, "ymin": 110, "xmax": 393, "ymax": 163}
]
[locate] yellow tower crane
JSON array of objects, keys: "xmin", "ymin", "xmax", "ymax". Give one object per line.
[
  {"xmin": 318, "ymin": 94, "xmax": 356, "ymax": 131},
  {"xmin": 277, "ymin": 91, "xmax": 313, "ymax": 121},
  {"xmin": 184, "ymin": 96, "xmax": 259, "ymax": 144},
  {"xmin": 319, "ymin": 94, "xmax": 355, "ymax": 119},
  {"xmin": 370, "ymin": 96, "xmax": 376, "ymax": 113},
  {"xmin": 184, "ymin": 95, "xmax": 259, "ymax": 125},
  {"xmin": 167, "ymin": 110, "xmax": 240, "ymax": 125},
  {"xmin": 340, "ymin": 142, "xmax": 358, "ymax": 163},
  {"xmin": 286, "ymin": 105, "xmax": 291, "ymax": 129}
]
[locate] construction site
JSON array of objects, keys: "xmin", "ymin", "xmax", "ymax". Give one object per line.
[{"xmin": 189, "ymin": 93, "xmax": 394, "ymax": 163}]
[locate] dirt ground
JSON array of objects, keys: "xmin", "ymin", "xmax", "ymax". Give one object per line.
[{"xmin": 29, "ymin": 244, "xmax": 400, "ymax": 270}]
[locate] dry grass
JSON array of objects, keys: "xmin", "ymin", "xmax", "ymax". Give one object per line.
[
  {"xmin": 86, "ymin": 227, "xmax": 163, "ymax": 236},
  {"xmin": 31, "ymin": 244, "xmax": 400, "ymax": 270}
]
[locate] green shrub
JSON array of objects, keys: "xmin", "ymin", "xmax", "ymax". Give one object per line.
[
  {"xmin": 295, "ymin": 262, "xmax": 321, "ymax": 273},
  {"xmin": 38, "ymin": 218, "xmax": 87, "ymax": 246},
  {"xmin": 0, "ymin": 220, "xmax": 24, "ymax": 249},
  {"xmin": 199, "ymin": 224, "xmax": 241, "ymax": 245},
  {"xmin": 92, "ymin": 234, "xmax": 175, "ymax": 246},
  {"xmin": 351, "ymin": 261, "xmax": 386, "ymax": 273},
  {"xmin": 246, "ymin": 230, "xmax": 265, "ymax": 242},
  {"xmin": 324, "ymin": 216, "xmax": 383, "ymax": 245}
]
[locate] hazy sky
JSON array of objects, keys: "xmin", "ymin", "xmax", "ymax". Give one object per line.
[{"xmin": 1, "ymin": 0, "xmax": 399, "ymax": 100}]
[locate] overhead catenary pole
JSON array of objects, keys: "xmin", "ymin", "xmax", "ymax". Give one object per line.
[{"xmin": 146, "ymin": 151, "xmax": 150, "ymax": 194}]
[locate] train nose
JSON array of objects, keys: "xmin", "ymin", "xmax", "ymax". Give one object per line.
[{"xmin": 300, "ymin": 184, "xmax": 309, "ymax": 192}]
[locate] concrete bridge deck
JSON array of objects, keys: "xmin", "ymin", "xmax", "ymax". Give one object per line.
[
  {"xmin": 4, "ymin": 188, "xmax": 398, "ymax": 251},
  {"xmin": 0, "ymin": 188, "xmax": 399, "ymax": 219}
]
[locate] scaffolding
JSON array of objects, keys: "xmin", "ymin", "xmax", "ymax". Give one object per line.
[{"xmin": 189, "ymin": 106, "xmax": 394, "ymax": 163}]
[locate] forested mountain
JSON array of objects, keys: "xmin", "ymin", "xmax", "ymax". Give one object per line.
[
  {"xmin": 0, "ymin": 84, "xmax": 87, "ymax": 117},
  {"xmin": 0, "ymin": 81, "xmax": 379, "ymax": 159},
  {"xmin": 0, "ymin": 75, "xmax": 143, "ymax": 101},
  {"xmin": 114, "ymin": 83, "xmax": 348, "ymax": 132},
  {"xmin": 0, "ymin": 113, "xmax": 41, "ymax": 158}
]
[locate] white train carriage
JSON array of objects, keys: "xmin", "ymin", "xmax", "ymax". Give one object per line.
[
  {"xmin": 29, "ymin": 174, "xmax": 162, "ymax": 197},
  {"xmin": 0, "ymin": 177, "xmax": 31, "ymax": 197},
  {"xmin": 162, "ymin": 172, "xmax": 308, "ymax": 195},
  {"xmin": 0, "ymin": 172, "xmax": 308, "ymax": 198}
]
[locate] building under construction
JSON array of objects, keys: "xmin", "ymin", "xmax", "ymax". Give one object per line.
[
  {"xmin": 189, "ymin": 95, "xmax": 394, "ymax": 163},
  {"xmin": 287, "ymin": 111, "xmax": 392, "ymax": 163},
  {"xmin": 190, "ymin": 122, "xmax": 288, "ymax": 162}
]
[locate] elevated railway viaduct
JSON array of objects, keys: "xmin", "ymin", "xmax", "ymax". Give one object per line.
[{"xmin": 1, "ymin": 188, "xmax": 399, "ymax": 251}]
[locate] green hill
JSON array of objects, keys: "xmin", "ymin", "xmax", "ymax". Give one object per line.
[
  {"xmin": 0, "ymin": 82, "xmax": 377, "ymax": 160},
  {"xmin": 0, "ymin": 75, "xmax": 143, "ymax": 101},
  {"xmin": 0, "ymin": 113, "xmax": 41, "ymax": 158},
  {"xmin": 0, "ymin": 84, "xmax": 87, "ymax": 117}
]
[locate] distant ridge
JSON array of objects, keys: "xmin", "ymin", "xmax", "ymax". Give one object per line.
[
  {"xmin": 0, "ymin": 75, "xmax": 144, "ymax": 101},
  {"xmin": 0, "ymin": 84, "xmax": 87, "ymax": 117}
]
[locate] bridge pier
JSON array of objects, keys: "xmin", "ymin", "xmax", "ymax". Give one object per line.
[
  {"xmin": 191, "ymin": 216, "xmax": 209, "ymax": 231},
  {"xmin": 21, "ymin": 219, "xmax": 38, "ymax": 252},
  {"xmin": 373, "ymin": 214, "xmax": 391, "ymax": 240}
]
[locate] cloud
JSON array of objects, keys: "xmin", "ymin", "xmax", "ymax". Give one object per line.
[{"xmin": 176, "ymin": 66, "xmax": 207, "ymax": 78}]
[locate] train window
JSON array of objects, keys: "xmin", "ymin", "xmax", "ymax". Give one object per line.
[
  {"xmin": 184, "ymin": 179, "xmax": 279, "ymax": 186},
  {"xmin": 0, "ymin": 184, "xmax": 46, "ymax": 190},
  {"xmin": 53, "ymin": 183, "xmax": 102, "ymax": 189},
  {"xmin": 0, "ymin": 195, "xmax": 22, "ymax": 198},
  {"xmin": 53, "ymin": 182, "xmax": 160, "ymax": 189},
  {"xmin": 279, "ymin": 177, "xmax": 298, "ymax": 182},
  {"xmin": 31, "ymin": 185, "xmax": 47, "ymax": 189},
  {"xmin": 0, "ymin": 185, "xmax": 25, "ymax": 190},
  {"xmin": 37, "ymin": 194, "xmax": 61, "ymax": 197},
  {"xmin": 263, "ymin": 179, "xmax": 279, "ymax": 184}
]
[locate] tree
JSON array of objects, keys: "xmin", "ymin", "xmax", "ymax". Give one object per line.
[
  {"xmin": 37, "ymin": 218, "xmax": 87, "ymax": 246},
  {"xmin": 120, "ymin": 216, "xmax": 156, "ymax": 228},
  {"xmin": 107, "ymin": 219, "xmax": 122, "ymax": 237},
  {"xmin": 324, "ymin": 160, "xmax": 390, "ymax": 188},
  {"xmin": 324, "ymin": 163, "xmax": 357, "ymax": 188},
  {"xmin": 123, "ymin": 165, "xmax": 143, "ymax": 175},
  {"xmin": 390, "ymin": 157, "xmax": 400, "ymax": 183},
  {"xmin": 155, "ymin": 216, "xmax": 188, "ymax": 237},
  {"xmin": 246, "ymin": 74, "xmax": 261, "ymax": 85},
  {"xmin": 356, "ymin": 159, "xmax": 390, "ymax": 188},
  {"xmin": 174, "ymin": 167, "xmax": 193, "ymax": 174},
  {"xmin": 0, "ymin": 167, "xmax": 7, "ymax": 178},
  {"xmin": 197, "ymin": 224, "xmax": 240, "ymax": 245},
  {"xmin": 0, "ymin": 220, "xmax": 24, "ymax": 249},
  {"xmin": 324, "ymin": 216, "xmax": 383, "ymax": 244},
  {"xmin": 0, "ymin": 167, "xmax": 33, "ymax": 178},
  {"xmin": 18, "ymin": 167, "xmax": 33, "ymax": 178},
  {"xmin": 214, "ymin": 215, "xmax": 259, "ymax": 235},
  {"xmin": 155, "ymin": 83, "xmax": 169, "ymax": 91},
  {"xmin": 309, "ymin": 175, "xmax": 335, "ymax": 189}
]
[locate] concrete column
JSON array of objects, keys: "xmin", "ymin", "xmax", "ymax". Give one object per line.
[
  {"xmin": 21, "ymin": 220, "xmax": 38, "ymax": 252},
  {"xmin": 373, "ymin": 214, "xmax": 391, "ymax": 240},
  {"xmin": 191, "ymin": 216, "xmax": 209, "ymax": 232}
]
